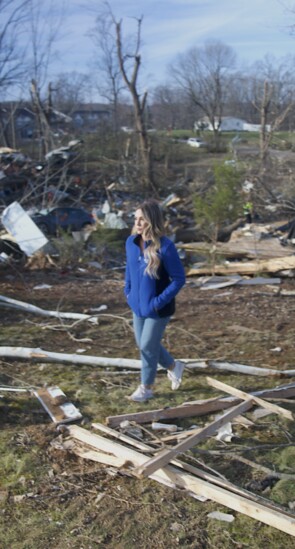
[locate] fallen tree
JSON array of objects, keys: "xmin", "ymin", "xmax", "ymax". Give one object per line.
[
  {"xmin": 0, "ymin": 295, "xmax": 101, "ymax": 323},
  {"xmin": 1, "ymin": 346, "xmax": 295, "ymax": 377}
]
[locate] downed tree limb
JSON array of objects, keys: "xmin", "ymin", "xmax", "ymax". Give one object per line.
[
  {"xmin": 0, "ymin": 346, "xmax": 142, "ymax": 370},
  {"xmin": 134, "ymin": 399, "xmax": 254, "ymax": 478},
  {"xmin": 185, "ymin": 359, "xmax": 294, "ymax": 377},
  {"xmin": 187, "ymin": 255, "xmax": 295, "ymax": 276},
  {"xmin": 2, "ymin": 346, "xmax": 295, "ymax": 378},
  {"xmin": 106, "ymin": 382, "xmax": 295, "ymax": 427},
  {"xmin": 66, "ymin": 425, "xmax": 295, "ymax": 537},
  {"xmin": 206, "ymin": 377, "xmax": 294, "ymax": 421},
  {"xmin": 0, "ymin": 295, "xmax": 100, "ymax": 324}
]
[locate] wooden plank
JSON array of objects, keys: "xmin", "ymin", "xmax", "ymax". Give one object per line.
[
  {"xmin": 178, "ymin": 236, "xmax": 294, "ymax": 260},
  {"xmin": 70, "ymin": 445, "xmax": 128, "ymax": 467},
  {"xmin": 106, "ymin": 383, "xmax": 295, "ymax": 427},
  {"xmin": 34, "ymin": 387, "xmax": 82, "ymax": 424},
  {"xmin": 135, "ymin": 399, "xmax": 253, "ymax": 478},
  {"xmin": 67, "ymin": 425, "xmax": 295, "ymax": 537},
  {"xmin": 187, "ymin": 255, "xmax": 295, "ymax": 276},
  {"xmin": 89, "ymin": 423, "xmax": 257, "ymax": 501},
  {"xmin": 67, "ymin": 425, "xmax": 190, "ymax": 493},
  {"xmin": 184, "ymin": 382, "xmax": 295, "ymax": 405},
  {"xmin": 106, "ymin": 398, "xmax": 237, "ymax": 427},
  {"xmin": 85, "ymin": 423, "xmax": 288, "ymax": 512},
  {"xmin": 206, "ymin": 377, "xmax": 294, "ymax": 421}
]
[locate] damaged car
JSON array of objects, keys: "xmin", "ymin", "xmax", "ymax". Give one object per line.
[{"xmin": 30, "ymin": 206, "xmax": 95, "ymax": 236}]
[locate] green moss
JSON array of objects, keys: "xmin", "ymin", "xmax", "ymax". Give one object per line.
[
  {"xmin": 277, "ymin": 447, "xmax": 295, "ymax": 471},
  {"xmin": 270, "ymin": 479, "xmax": 295, "ymax": 505}
]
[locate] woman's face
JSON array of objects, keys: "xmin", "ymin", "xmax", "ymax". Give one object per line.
[{"xmin": 134, "ymin": 208, "xmax": 149, "ymax": 239}]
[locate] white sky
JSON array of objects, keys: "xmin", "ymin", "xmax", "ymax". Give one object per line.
[{"xmin": 8, "ymin": 0, "xmax": 295, "ymax": 97}]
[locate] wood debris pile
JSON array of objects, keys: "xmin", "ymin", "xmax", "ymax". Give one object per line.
[
  {"xmin": 53, "ymin": 376, "xmax": 295, "ymax": 538},
  {"xmin": 178, "ymin": 222, "xmax": 295, "ymax": 277}
]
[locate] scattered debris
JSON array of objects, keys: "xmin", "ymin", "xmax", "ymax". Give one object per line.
[
  {"xmin": 151, "ymin": 421, "xmax": 179, "ymax": 432},
  {"xmin": 34, "ymin": 386, "xmax": 82, "ymax": 424},
  {"xmin": 207, "ymin": 511, "xmax": 235, "ymax": 522},
  {"xmin": 206, "ymin": 376, "xmax": 293, "ymax": 421},
  {"xmin": 67, "ymin": 377, "xmax": 288, "ymax": 530},
  {"xmin": 215, "ymin": 422, "xmax": 234, "ymax": 442},
  {"xmin": 62, "ymin": 414, "xmax": 295, "ymax": 537},
  {"xmin": 1, "ymin": 201, "xmax": 48, "ymax": 255},
  {"xmin": 134, "ymin": 399, "xmax": 254, "ymax": 478},
  {"xmin": 106, "ymin": 381, "xmax": 295, "ymax": 427},
  {"xmin": 187, "ymin": 255, "xmax": 295, "ymax": 277},
  {"xmin": 195, "ymin": 275, "xmax": 281, "ymax": 290},
  {"xmin": 0, "ymin": 384, "xmax": 81, "ymax": 425}
]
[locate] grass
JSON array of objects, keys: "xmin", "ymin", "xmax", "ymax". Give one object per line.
[
  {"xmin": 1, "ymin": 211, "xmax": 295, "ymax": 547},
  {"xmin": 1, "ymin": 364, "xmax": 295, "ymax": 546}
]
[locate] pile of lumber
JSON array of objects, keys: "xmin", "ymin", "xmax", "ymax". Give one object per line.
[
  {"xmin": 178, "ymin": 223, "xmax": 295, "ymax": 276},
  {"xmin": 59, "ymin": 377, "xmax": 295, "ymax": 537}
]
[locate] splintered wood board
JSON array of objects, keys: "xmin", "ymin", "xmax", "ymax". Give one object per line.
[{"xmin": 34, "ymin": 386, "xmax": 82, "ymax": 424}]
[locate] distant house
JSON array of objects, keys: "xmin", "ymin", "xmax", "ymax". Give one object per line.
[
  {"xmin": 0, "ymin": 104, "xmax": 36, "ymax": 140},
  {"xmin": 0, "ymin": 102, "xmax": 73, "ymax": 144},
  {"xmin": 71, "ymin": 103, "xmax": 111, "ymax": 132},
  {"xmin": 194, "ymin": 116, "xmax": 270, "ymax": 132},
  {"xmin": 14, "ymin": 107, "xmax": 36, "ymax": 138},
  {"xmin": 0, "ymin": 101, "xmax": 113, "ymax": 147}
]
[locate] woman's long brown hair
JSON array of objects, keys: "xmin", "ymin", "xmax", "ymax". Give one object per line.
[{"xmin": 133, "ymin": 199, "xmax": 165, "ymax": 278}]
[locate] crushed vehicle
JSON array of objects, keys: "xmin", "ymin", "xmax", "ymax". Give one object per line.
[
  {"xmin": 30, "ymin": 206, "xmax": 95, "ymax": 236},
  {"xmin": 0, "ymin": 233, "xmax": 25, "ymax": 262}
]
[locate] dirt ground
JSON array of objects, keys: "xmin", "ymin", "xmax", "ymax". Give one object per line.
[{"xmin": 1, "ymin": 262, "xmax": 295, "ymax": 548}]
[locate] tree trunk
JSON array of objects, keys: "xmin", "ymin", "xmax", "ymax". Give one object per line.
[
  {"xmin": 115, "ymin": 19, "xmax": 155, "ymax": 191},
  {"xmin": 30, "ymin": 79, "xmax": 53, "ymax": 159}
]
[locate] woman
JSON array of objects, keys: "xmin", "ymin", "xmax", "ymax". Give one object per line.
[{"xmin": 124, "ymin": 199, "xmax": 186, "ymax": 402}]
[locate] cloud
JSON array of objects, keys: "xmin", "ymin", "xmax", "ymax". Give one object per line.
[{"xmin": 19, "ymin": 0, "xmax": 295, "ymax": 87}]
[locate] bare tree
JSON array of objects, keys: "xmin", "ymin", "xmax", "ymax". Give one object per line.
[
  {"xmin": 88, "ymin": 2, "xmax": 155, "ymax": 189},
  {"xmin": 0, "ymin": 0, "xmax": 30, "ymax": 94},
  {"xmin": 51, "ymin": 71, "xmax": 92, "ymax": 115},
  {"xmin": 151, "ymin": 85, "xmax": 193, "ymax": 130},
  {"xmin": 25, "ymin": 0, "xmax": 65, "ymax": 157},
  {"xmin": 170, "ymin": 40, "xmax": 236, "ymax": 143},
  {"xmin": 249, "ymin": 55, "xmax": 295, "ymax": 165},
  {"xmin": 89, "ymin": 12, "xmax": 125, "ymax": 132},
  {"xmin": 114, "ymin": 15, "xmax": 156, "ymax": 189},
  {"xmin": 27, "ymin": 0, "xmax": 64, "ymax": 89},
  {"xmin": 30, "ymin": 78, "xmax": 53, "ymax": 157}
]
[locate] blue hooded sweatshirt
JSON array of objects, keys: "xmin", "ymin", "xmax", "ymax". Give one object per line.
[{"xmin": 124, "ymin": 234, "xmax": 185, "ymax": 319}]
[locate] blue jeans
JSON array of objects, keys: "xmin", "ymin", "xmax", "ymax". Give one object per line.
[{"xmin": 133, "ymin": 313, "xmax": 174, "ymax": 386}]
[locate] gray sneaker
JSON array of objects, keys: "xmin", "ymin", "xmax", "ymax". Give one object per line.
[
  {"xmin": 167, "ymin": 361, "xmax": 185, "ymax": 390},
  {"xmin": 129, "ymin": 385, "xmax": 154, "ymax": 402}
]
